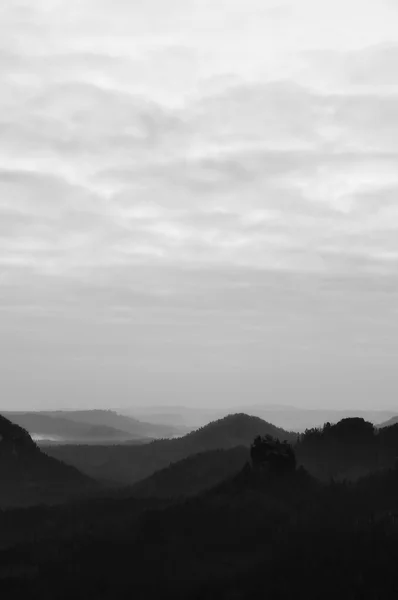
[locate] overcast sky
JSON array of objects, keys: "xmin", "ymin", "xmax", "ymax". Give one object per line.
[{"xmin": 1, "ymin": 0, "xmax": 398, "ymax": 411}]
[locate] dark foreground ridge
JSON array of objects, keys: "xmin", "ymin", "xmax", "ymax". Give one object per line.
[
  {"xmin": 1, "ymin": 422, "xmax": 398, "ymax": 599},
  {"xmin": 0, "ymin": 414, "xmax": 96, "ymax": 508}
]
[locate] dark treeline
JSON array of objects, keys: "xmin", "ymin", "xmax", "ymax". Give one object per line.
[
  {"xmin": 2, "ymin": 464, "xmax": 398, "ymax": 598},
  {"xmin": 296, "ymin": 418, "xmax": 398, "ymax": 481},
  {"xmin": 127, "ymin": 418, "xmax": 398, "ymax": 500},
  {"xmin": 2, "ymin": 415, "xmax": 398, "ymax": 598}
]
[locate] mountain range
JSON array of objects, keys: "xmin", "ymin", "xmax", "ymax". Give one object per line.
[
  {"xmin": 3, "ymin": 410, "xmax": 188, "ymax": 444},
  {"xmin": 120, "ymin": 404, "xmax": 398, "ymax": 431},
  {"xmin": 43, "ymin": 413, "xmax": 296, "ymax": 485}
]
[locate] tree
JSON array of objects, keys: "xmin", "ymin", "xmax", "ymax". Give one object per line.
[{"xmin": 250, "ymin": 435, "xmax": 296, "ymax": 474}]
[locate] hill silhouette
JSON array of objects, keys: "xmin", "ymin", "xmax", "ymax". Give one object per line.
[
  {"xmin": 130, "ymin": 446, "xmax": 249, "ymax": 499},
  {"xmin": 7, "ymin": 454, "xmax": 398, "ymax": 599},
  {"xmin": 44, "ymin": 413, "xmax": 296, "ymax": 486},
  {"xmin": 2, "ymin": 431, "xmax": 398, "ymax": 598},
  {"xmin": 0, "ymin": 414, "xmax": 96, "ymax": 508},
  {"xmin": 296, "ymin": 417, "xmax": 398, "ymax": 480},
  {"xmin": 176, "ymin": 413, "xmax": 297, "ymax": 450},
  {"xmin": 38, "ymin": 409, "xmax": 187, "ymax": 438}
]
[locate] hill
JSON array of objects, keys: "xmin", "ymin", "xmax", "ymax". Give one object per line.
[
  {"xmin": 4, "ymin": 412, "xmax": 135, "ymax": 444},
  {"xmin": 0, "ymin": 414, "xmax": 96, "ymax": 508},
  {"xmin": 248, "ymin": 406, "xmax": 398, "ymax": 431},
  {"xmin": 130, "ymin": 446, "xmax": 249, "ymax": 499},
  {"xmin": 378, "ymin": 416, "xmax": 398, "ymax": 428},
  {"xmin": 39, "ymin": 409, "xmax": 188, "ymax": 438},
  {"xmin": 44, "ymin": 413, "xmax": 296, "ymax": 485},
  {"xmin": 3, "ymin": 410, "xmax": 185, "ymax": 444},
  {"xmin": 176, "ymin": 413, "xmax": 297, "ymax": 450},
  {"xmin": 122, "ymin": 404, "xmax": 398, "ymax": 431}
]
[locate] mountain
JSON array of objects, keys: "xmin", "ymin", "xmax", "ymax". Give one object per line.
[
  {"xmin": 121, "ymin": 404, "xmax": 398, "ymax": 432},
  {"xmin": 130, "ymin": 446, "xmax": 249, "ymax": 499},
  {"xmin": 231, "ymin": 406, "xmax": 398, "ymax": 431},
  {"xmin": 44, "ymin": 413, "xmax": 296, "ymax": 485},
  {"xmin": 3, "ymin": 412, "xmax": 134, "ymax": 444},
  {"xmin": 0, "ymin": 414, "xmax": 96, "ymax": 508},
  {"xmin": 40, "ymin": 409, "xmax": 188, "ymax": 438},
  {"xmin": 3, "ymin": 410, "xmax": 185, "ymax": 444}
]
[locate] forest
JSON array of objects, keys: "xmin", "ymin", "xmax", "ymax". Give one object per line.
[{"xmin": 1, "ymin": 412, "xmax": 398, "ymax": 599}]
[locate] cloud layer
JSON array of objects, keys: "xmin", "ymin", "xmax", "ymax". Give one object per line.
[{"xmin": 1, "ymin": 0, "xmax": 398, "ymax": 409}]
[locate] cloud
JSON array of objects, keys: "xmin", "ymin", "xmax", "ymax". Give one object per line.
[
  {"xmin": 303, "ymin": 44, "xmax": 398, "ymax": 89},
  {"xmin": 2, "ymin": 0, "xmax": 398, "ymax": 409}
]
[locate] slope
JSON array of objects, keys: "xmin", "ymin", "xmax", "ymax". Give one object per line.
[
  {"xmin": 0, "ymin": 414, "xmax": 96, "ymax": 508},
  {"xmin": 39, "ymin": 409, "xmax": 187, "ymax": 438},
  {"xmin": 4, "ymin": 412, "xmax": 136, "ymax": 444},
  {"xmin": 378, "ymin": 416, "xmax": 398, "ymax": 428},
  {"xmin": 129, "ymin": 446, "xmax": 249, "ymax": 499},
  {"xmin": 44, "ymin": 413, "xmax": 296, "ymax": 485}
]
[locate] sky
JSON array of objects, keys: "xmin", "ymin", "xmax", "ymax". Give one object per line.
[{"xmin": 1, "ymin": 0, "xmax": 398, "ymax": 411}]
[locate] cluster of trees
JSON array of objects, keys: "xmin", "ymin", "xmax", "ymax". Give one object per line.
[
  {"xmin": 296, "ymin": 418, "xmax": 398, "ymax": 481},
  {"xmin": 250, "ymin": 434, "xmax": 296, "ymax": 473},
  {"xmin": 2, "ymin": 453, "xmax": 398, "ymax": 599}
]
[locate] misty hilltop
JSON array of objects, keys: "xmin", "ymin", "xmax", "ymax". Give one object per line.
[
  {"xmin": 170, "ymin": 413, "xmax": 297, "ymax": 451},
  {"xmin": 44, "ymin": 413, "xmax": 296, "ymax": 486}
]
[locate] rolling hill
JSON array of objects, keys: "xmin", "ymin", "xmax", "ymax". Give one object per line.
[
  {"xmin": 129, "ymin": 446, "xmax": 249, "ymax": 499},
  {"xmin": 44, "ymin": 413, "xmax": 296, "ymax": 485},
  {"xmin": 39, "ymin": 409, "xmax": 189, "ymax": 438},
  {"xmin": 121, "ymin": 404, "xmax": 398, "ymax": 432}
]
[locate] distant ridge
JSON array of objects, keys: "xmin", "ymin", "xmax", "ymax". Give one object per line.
[
  {"xmin": 4, "ymin": 410, "xmax": 185, "ymax": 444},
  {"xmin": 121, "ymin": 404, "xmax": 398, "ymax": 431},
  {"xmin": 378, "ymin": 416, "xmax": 398, "ymax": 429},
  {"xmin": 233, "ymin": 407, "xmax": 398, "ymax": 431},
  {"xmin": 45, "ymin": 413, "xmax": 296, "ymax": 486}
]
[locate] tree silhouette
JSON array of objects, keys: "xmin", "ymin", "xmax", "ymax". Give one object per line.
[{"xmin": 250, "ymin": 434, "xmax": 296, "ymax": 474}]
